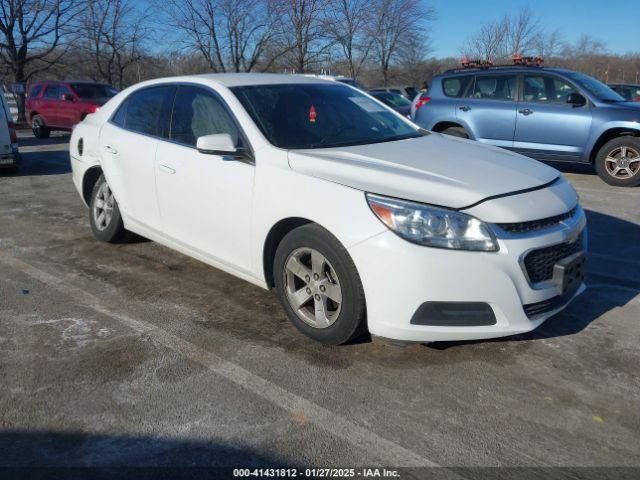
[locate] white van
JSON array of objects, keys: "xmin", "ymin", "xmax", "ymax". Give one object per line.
[{"xmin": 0, "ymin": 90, "xmax": 20, "ymax": 171}]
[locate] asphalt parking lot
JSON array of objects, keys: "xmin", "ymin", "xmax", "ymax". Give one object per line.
[{"xmin": 0, "ymin": 131, "xmax": 639, "ymax": 477}]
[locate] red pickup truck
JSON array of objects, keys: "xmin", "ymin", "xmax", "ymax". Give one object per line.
[{"xmin": 26, "ymin": 81, "xmax": 117, "ymax": 138}]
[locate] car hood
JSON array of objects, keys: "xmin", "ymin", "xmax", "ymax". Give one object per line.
[{"xmin": 288, "ymin": 133, "xmax": 560, "ymax": 209}]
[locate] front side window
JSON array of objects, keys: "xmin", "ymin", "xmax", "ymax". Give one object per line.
[
  {"xmin": 523, "ymin": 75, "xmax": 578, "ymax": 103},
  {"xmin": 442, "ymin": 76, "xmax": 472, "ymax": 98},
  {"xmin": 43, "ymin": 85, "xmax": 62, "ymax": 100},
  {"xmin": 469, "ymin": 74, "xmax": 517, "ymax": 101},
  {"xmin": 125, "ymin": 86, "xmax": 175, "ymax": 137},
  {"xmin": 170, "ymin": 86, "xmax": 240, "ymax": 147},
  {"xmin": 231, "ymin": 83, "xmax": 421, "ymax": 149}
]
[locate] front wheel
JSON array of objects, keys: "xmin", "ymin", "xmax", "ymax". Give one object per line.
[
  {"xmin": 440, "ymin": 126, "xmax": 469, "ymax": 139},
  {"xmin": 89, "ymin": 175, "xmax": 126, "ymax": 242},
  {"xmin": 595, "ymin": 136, "xmax": 640, "ymax": 187},
  {"xmin": 273, "ymin": 224, "xmax": 367, "ymax": 345}
]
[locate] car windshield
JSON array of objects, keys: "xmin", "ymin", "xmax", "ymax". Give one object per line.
[
  {"xmin": 564, "ymin": 72, "xmax": 625, "ymax": 102},
  {"xmin": 71, "ymin": 83, "xmax": 118, "ymax": 99},
  {"xmin": 372, "ymin": 92, "xmax": 411, "ymax": 107},
  {"xmin": 231, "ymin": 83, "xmax": 421, "ymax": 149}
]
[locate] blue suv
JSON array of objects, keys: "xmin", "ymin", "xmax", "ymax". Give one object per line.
[{"xmin": 413, "ymin": 65, "xmax": 640, "ymax": 187}]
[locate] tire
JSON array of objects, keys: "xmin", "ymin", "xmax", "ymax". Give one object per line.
[
  {"xmin": 440, "ymin": 126, "xmax": 469, "ymax": 139},
  {"xmin": 31, "ymin": 114, "xmax": 50, "ymax": 139},
  {"xmin": 595, "ymin": 136, "xmax": 640, "ymax": 187},
  {"xmin": 273, "ymin": 224, "xmax": 367, "ymax": 345},
  {"xmin": 89, "ymin": 175, "xmax": 126, "ymax": 243}
]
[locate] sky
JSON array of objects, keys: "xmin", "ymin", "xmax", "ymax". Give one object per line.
[{"xmin": 427, "ymin": 0, "xmax": 639, "ymax": 58}]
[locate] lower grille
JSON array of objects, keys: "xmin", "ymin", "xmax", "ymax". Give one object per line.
[
  {"xmin": 523, "ymin": 292, "xmax": 573, "ymax": 318},
  {"xmin": 524, "ymin": 233, "xmax": 584, "ymax": 283}
]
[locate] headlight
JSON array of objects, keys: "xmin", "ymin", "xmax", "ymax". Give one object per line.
[{"xmin": 366, "ymin": 193, "xmax": 499, "ymax": 251}]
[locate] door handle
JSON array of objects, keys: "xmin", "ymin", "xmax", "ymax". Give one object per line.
[
  {"xmin": 104, "ymin": 144, "xmax": 118, "ymax": 154},
  {"xmin": 158, "ymin": 164, "xmax": 176, "ymax": 175},
  {"xmin": 518, "ymin": 108, "xmax": 533, "ymax": 116},
  {"xmin": 459, "ymin": 105, "xmax": 471, "ymax": 112}
]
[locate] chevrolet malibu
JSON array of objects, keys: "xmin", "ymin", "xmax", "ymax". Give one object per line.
[{"xmin": 70, "ymin": 74, "xmax": 587, "ymax": 345}]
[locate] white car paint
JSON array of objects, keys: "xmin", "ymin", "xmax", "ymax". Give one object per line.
[{"xmin": 70, "ymin": 73, "xmax": 586, "ymax": 342}]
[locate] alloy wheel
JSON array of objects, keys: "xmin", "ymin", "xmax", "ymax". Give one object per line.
[
  {"xmin": 604, "ymin": 146, "xmax": 640, "ymax": 179},
  {"xmin": 283, "ymin": 247, "xmax": 343, "ymax": 329},
  {"xmin": 93, "ymin": 182, "xmax": 115, "ymax": 231}
]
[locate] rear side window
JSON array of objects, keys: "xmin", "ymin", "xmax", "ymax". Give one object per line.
[
  {"xmin": 442, "ymin": 76, "xmax": 472, "ymax": 98},
  {"xmin": 28, "ymin": 85, "xmax": 43, "ymax": 98},
  {"xmin": 469, "ymin": 74, "xmax": 517, "ymax": 101},
  {"xmin": 170, "ymin": 86, "xmax": 240, "ymax": 147},
  {"xmin": 124, "ymin": 86, "xmax": 175, "ymax": 137}
]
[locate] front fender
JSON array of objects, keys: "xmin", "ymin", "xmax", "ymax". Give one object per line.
[{"xmin": 586, "ymin": 120, "xmax": 640, "ymax": 160}]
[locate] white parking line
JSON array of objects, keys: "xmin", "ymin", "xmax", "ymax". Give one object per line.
[{"xmin": 0, "ymin": 250, "xmax": 445, "ymax": 470}]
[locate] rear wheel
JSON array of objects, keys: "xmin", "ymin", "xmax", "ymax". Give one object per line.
[
  {"xmin": 89, "ymin": 175, "xmax": 126, "ymax": 242},
  {"xmin": 595, "ymin": 136, "xmax": 640, "ymax": 187},
  {"xmin": 440, "ymin": 126, "xmax": 469, "ymax": 139},
  {"xmin": 31, "ymin": 115, "xmax": 50, "ymax": 139},
  {"xmin": 273, "ymin": 224, "xmax": 367, "ymax": 345}
]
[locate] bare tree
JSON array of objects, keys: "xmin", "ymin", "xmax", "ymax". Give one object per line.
[
  {"xmin": 83, "ymin": 0, "xmax": 148, "ymax": 89},
  {"xmin": 371, "ymin": 0, "xmax": 434, "ymax": 86},
  {"xmin": 273, "ymin": 0, "xmax": 332, "ymax": 73},
  {"xmin": 533, "ymin": 28, "xmax": 563, "ymax": 58},
  {"xmin": 162, "ymin": 0, "xmax": 279, "ymax": 73},
  {"xmin": 324, "ymin": 0, "xmax": 372, "ymax": 79},
  {"xmin": 461, "ymin": 6, "xmax": 543, "ymax": 61},
  {"xmin": 0, "ymin": 0, "xmax": 81, "ymax": 121},
  {"xmin": 503, "ymin": 5, "xmax": 539, "ymax": 57}
]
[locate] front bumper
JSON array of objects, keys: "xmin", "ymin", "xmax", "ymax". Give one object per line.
[
  {"xmin": 348, "ymin": 210, "xmax": 587, "ymax": 342},
  {"xmin": 0, "ymin": 148, "xmax": 20, "ymax": 168}
]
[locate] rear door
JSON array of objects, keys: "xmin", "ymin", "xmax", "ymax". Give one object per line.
[
  {"xmin": 99, "ymin": 84, "xmax": 175, "ymax": 232},
  {"xmin": 513, "ymin": 73, "xmax": 592, "ymax": 161},
  {"xmin": 456, "ymin": 73, "xmax": 518, "ymax": 148}
]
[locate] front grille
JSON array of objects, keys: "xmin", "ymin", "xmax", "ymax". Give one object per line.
[
  {"xmin": 523, "ymin": 232, "xmax": 584, "ymax": 283},
  {"xmin": 499, "ymin": 207, "xmax": 577, "ymax": 234}
]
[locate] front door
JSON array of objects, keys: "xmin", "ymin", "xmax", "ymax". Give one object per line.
[
  {"xmin": 456, "ymin": 73, "xmax": 518, "ymax": 148},
  {"xmin": 513, "ymin": 74, "xmax": 592, "ymax": 161},
  {"xmin": 98, "ymin": 84, "xmax": 176, "ymax": 232},
  {"xmin": 155, "ymin": 85, "xmax": 254, "ymax": 272}
]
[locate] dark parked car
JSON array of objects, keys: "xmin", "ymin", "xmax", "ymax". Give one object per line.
[
  {"xmin": 413, "ymin": 64, "xmax": 640, "ymax": 187},
  {"xmin": 26, "ymin": 80, "xmax": 118, "ymax": 138},
  {"xmin": 369, "ymin": 86, "xmax": 418, "ymax": 101},
  {"xmin": 369, "ymin": 91, "xmax": 412, "ymax": 117},
  {"xmin": 608, "ymin": 83, "xmax": 640, "ymax": 102}
]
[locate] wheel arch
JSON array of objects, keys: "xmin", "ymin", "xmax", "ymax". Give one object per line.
[
  {"xmin": 262, "ymin": 217, "xmax": 316, "ymax": 289},
  {"xmin": 432, "ymin": 121, "xmax": 466, "ymax": 133},
  {"xmin": 29, "ymin": 111, "xmax": 39, "ymax": 121},
  {"xmin": 82, "ymin": 166, "xmax": 104, "ymax": 206},
  {"xmin": 590, "ymin": 128, "xmax": 640, "ymax": 164}
]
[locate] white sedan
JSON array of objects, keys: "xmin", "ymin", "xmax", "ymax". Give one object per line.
[{"xmin": 70, "ymin": 74, "xmax": 587, "ymax": 345}]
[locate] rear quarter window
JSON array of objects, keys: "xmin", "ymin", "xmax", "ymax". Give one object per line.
[
  {"xmin": 28, "ymin": 85, "xmax": 43, "ymax": 98},
  {"xmin": 442, "ymin": 76, "xmax": 472, "ymax": 98}
]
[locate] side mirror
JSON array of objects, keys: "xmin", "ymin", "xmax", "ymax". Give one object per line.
[
  {"xmin": 567, "ymin": 93, "xmax": 586, "ymax": 107},
  {"xmin": 62, "ymin": 93, "xmax": 74, "ymax": 102},
  {"xmin": 196, "ymin": 133, "xmax": 238, "ymax": 156}
]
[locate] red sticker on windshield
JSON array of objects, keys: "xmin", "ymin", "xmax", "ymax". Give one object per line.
[{"xmin": 309, "ymin": 105, "xmax": 317, "ymax": 123}]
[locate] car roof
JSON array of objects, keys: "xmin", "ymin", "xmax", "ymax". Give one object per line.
[
  {"xmin": 438, "ymin": 66, "xmax": 575, "ymax": 78},
  {"xmin": 191, "ymin": 73, "xmax": 338, "ymax": 87}
]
